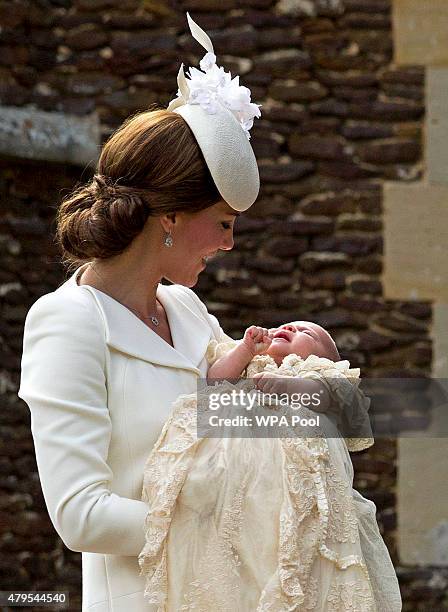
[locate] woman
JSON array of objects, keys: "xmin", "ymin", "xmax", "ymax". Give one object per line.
[
  {"xmin": 17, "ymin": 13, "xmax": 389, "ymax": 611},
  {"xmin": 17, "ymin": 13, "xmax": 328, "ymax": 611}
]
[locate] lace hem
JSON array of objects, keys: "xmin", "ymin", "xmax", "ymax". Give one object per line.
[
  {"xmin": 138, "ymin": 385, "xmax": 377, "ymax": 611},
  {"xmin": 269, "ymin": 435, "xmax": 376, "ymax": 610},
  {"xmin": 138, "ymin": 396, "xmax": 199, "ymax": 608}
]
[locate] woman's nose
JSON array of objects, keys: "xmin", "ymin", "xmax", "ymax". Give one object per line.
[{"xmin": 220, "ymin": 232, "xmax": 234, "ymax": 251}]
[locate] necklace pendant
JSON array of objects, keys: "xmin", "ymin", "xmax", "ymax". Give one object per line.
[{"xmin": 151, "ymin": 316, "xmax": 160, "ymax": 326}]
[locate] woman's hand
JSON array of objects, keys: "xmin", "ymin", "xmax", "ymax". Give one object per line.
[
  {"xmin": 252, "ymin": 371, "xmax": 288, "ymax": 394},
  {"xmin": 253, "ymin": 373, "xmax": 331, "ymax": 413},
  {"xmin": 242, "ymin": 326, "xmax": 272, "ymax": 357}
]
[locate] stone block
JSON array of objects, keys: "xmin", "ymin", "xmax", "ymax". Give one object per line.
[
  {"xmin": 312, "ymin": 233, "xmax": 381, "ymax": 255},
  {"xmin": 300, "ymin": 117, "xmax": 341, "ymax": 134},
  {"xmin": 318, "ymin": 159, "xmax": 379, "ymax": 179},
  {"xmin": 344, "ymin": 0, "xmax": 391, "ymax": 13},
  {"xmin": 348, "ymin": 99, "xmax": 423, "ymax": 121},
  {"xmin": 257, "ymin": 27, "xmax": 302, "ymax": 49},
  {"xmin": 256, "ymin": 49, "xmax": 312, "ymax": 76},
  {"xmin": 427, "ymin": 67, "xmax": 448, "ymax": 186},
  {"xmin": 341, "ymin": 120, "xmax": 395, "ymax": 140},
  {"xmin": 265, "ymin": 236, "xmax": 308, "ymax": 257},
  {"xmin": 357, "ymin": 138, "xmax": 420, "ymax": 164},
  {"xmin": 398, "ymin": 438, "xmax": 448, "ymax": 566},
  {"xmin": 339, "ymin": 12, "xmax": 391, "ymax": 30},
  {"xmin": 182, "ymin": 0, "xmax": 237, "ymax": 10},
  {"xmin": 380, "ymin": 65, "xmax": 424, "ymax": 86},
  {"xmin": 269, "ymin": 79, "xmax": 328, "ymax": 102},
  {"xmin": 299, "ymin": 251, "xmax": 351, "ymax": 272},
  {"xmin": 275, "ymin": 0, "xmax": 344, "ymax": 18},
  {"xmin": 64, "ymin": 24, "xmax": 108, "ymax": 50},
  {"xmin": 302, "ymin": 270, "xmax": 348, "ymax": 290},
  {"xmin": 289, "ymin": 134, "xmax": 346, "ymax": 160},
  {"xmin": 337, "ymin": 294, "xmax": 386, "ymax": 313},
  {"xmin": 393, "ymin": 0, "xmax": 448, "ymax": 65},
  {"xmin": 347, "ymin": 274, "xmax": 383, "ymax": 294},
  {"xmin": 259, "ymin": 161, "xmax": 314, "ymax": 183},
  {"xmin": 383, "ymin": 182, "xmax": 448, "ymax": 301},
  {"xmin": 309, "ymin": 97, "xmax": 349, "ymax": 116}
]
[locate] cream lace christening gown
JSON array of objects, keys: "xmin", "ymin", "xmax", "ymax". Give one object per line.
[{"xmin": 138, "ymin": 339, "xmax": 402, "ymax": 612}]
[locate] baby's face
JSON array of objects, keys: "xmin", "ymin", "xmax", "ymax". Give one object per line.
[{"xmin": 265, "ymin": 321, "xmax": 339, "ymax": 365}]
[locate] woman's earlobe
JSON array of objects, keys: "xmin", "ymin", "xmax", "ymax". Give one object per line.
[{"xmin": 159, "ymin": 212, "xmax": 176, "ymax": 234}]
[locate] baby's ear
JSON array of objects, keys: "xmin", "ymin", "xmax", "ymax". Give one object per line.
[{"xmin": 330, "ymin": 342, "xmax": 341, "ymax": 361}]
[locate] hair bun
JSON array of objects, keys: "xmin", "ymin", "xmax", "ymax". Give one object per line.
[
  {"xmin": 90, "ymin": 174, "xmax": 117, "ymax": 197},
  {"xmin": 90, "ymin": 174, "xmax": 149, "ymax": 207},
  {"xmin": 56, "ymin": 108, "xmax": 222, "ymax": 270}
]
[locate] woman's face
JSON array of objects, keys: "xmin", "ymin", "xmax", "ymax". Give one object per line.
[{"xmin": 162, "ymin": 200, "xmax": 239, "ymax": 287}]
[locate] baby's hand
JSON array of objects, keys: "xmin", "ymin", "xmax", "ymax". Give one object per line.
[{"xmin": 242, "ymin": 326, "xmax": 272, "ymax": 357}]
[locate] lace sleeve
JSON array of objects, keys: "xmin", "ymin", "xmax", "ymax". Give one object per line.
[
  {"xmin": 280, "ymin": 355, "xmax": 374, "ymax": 452},
  {"xmin": 322, "ymin": 375, "xmax": 373, "ymax": 452},
  {"xmin": 205, "ymin": 336, "xmax": 240, "ymax": 367}
]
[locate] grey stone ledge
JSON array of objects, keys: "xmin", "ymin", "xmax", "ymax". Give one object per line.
[{"xmin": 0, "ymin": 105, "xmax": 100, "ymax": 167}]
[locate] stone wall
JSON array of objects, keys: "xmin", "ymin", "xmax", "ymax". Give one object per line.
[{"xmin": 1, "ymin": 0, "xmax": 446, "ymax": 609}]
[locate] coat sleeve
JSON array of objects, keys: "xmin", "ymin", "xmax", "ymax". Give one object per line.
[{"xmin": 17, "ymin": 288, "xmax": 149, "ymax": 555}]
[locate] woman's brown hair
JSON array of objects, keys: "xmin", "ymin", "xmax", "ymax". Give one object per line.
[{"xmin": 55, "ymin": 106, "xmax": 221, "ymax": 272}]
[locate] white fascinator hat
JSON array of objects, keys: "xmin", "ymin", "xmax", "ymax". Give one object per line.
[{"xmin": 167, "ymin": 13, "xmax": 262, "ymax": 212}]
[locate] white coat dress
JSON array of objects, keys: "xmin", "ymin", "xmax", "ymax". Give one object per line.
[{"xmin": 17, "ymin": 261, "xmax": 230, "ymax": 611}]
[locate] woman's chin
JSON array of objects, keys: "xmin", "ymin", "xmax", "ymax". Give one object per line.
[
  {"xmin": 165, "ymin": 271, "xmax": 199, "ymax": 287},
  {"xmin": 184, "ymin": 277, "xmax": 199, "ymax": 288}
]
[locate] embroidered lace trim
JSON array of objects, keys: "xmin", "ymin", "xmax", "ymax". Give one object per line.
[
  {"xmin": 139, "ymin": 393, "xmax": 377, "ymax": 610},
  {"xmin": 138, "ymin": 338, "xmax": 380, "ymax": 610}
]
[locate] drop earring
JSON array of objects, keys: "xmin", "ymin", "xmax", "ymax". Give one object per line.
[{"xmin": 164, "ymin": 230, "xmax": 173, "ymax": 248}]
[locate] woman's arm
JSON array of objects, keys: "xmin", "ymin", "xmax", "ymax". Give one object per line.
[
  {"xmin": 18, "ymin": 288, "xmax": 149, "ymax": 556},
  {"xmin": 252, "ymin": 373, "xmax": 331, "ymax": 412},
  {"xmin": 253, "ymin": 369, "xmax": 373, "ymax": 450}
]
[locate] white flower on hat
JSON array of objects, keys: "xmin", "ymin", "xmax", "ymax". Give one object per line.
[
  {"xmin": 168, "ymin": 14, "xmax": 262, "ymax": 140},
  {"xmin": 199, "ymin": 51, "xmax": 217, "ymax": 72}
]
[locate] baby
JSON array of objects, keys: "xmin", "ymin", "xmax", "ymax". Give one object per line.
[
  {"xmin": 209, "ymin": 320, "xmax": 341, "ymax": 376},
  {"xmin": 208, "ymin": 320, "xmax": 341, "ymax": 395},
  {"xmin": 206, "ymin": 321, "xmax": 371, "ymax": 446},
  {"xmin": 138, "ymin": 321, "xmax": 402, "ymax": 612}
]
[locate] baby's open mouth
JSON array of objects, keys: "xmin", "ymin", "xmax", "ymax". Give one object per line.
[{"xmin": 272, "ymin": 331, "xmax": 291, "ymax": 342}]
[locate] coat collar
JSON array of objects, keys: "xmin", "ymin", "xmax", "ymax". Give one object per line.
[{"xmin": 65, "ymin": 263, "xmax": 211, "ymax": 375}]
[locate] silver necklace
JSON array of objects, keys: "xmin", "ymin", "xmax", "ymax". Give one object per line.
[
  {"xmin": 126, "ymin": 305, "xmax": 160, "ymax": 326},
  {"xmin": 88, "ymin": 263, "xmax": 160, "ymax": 326}
]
